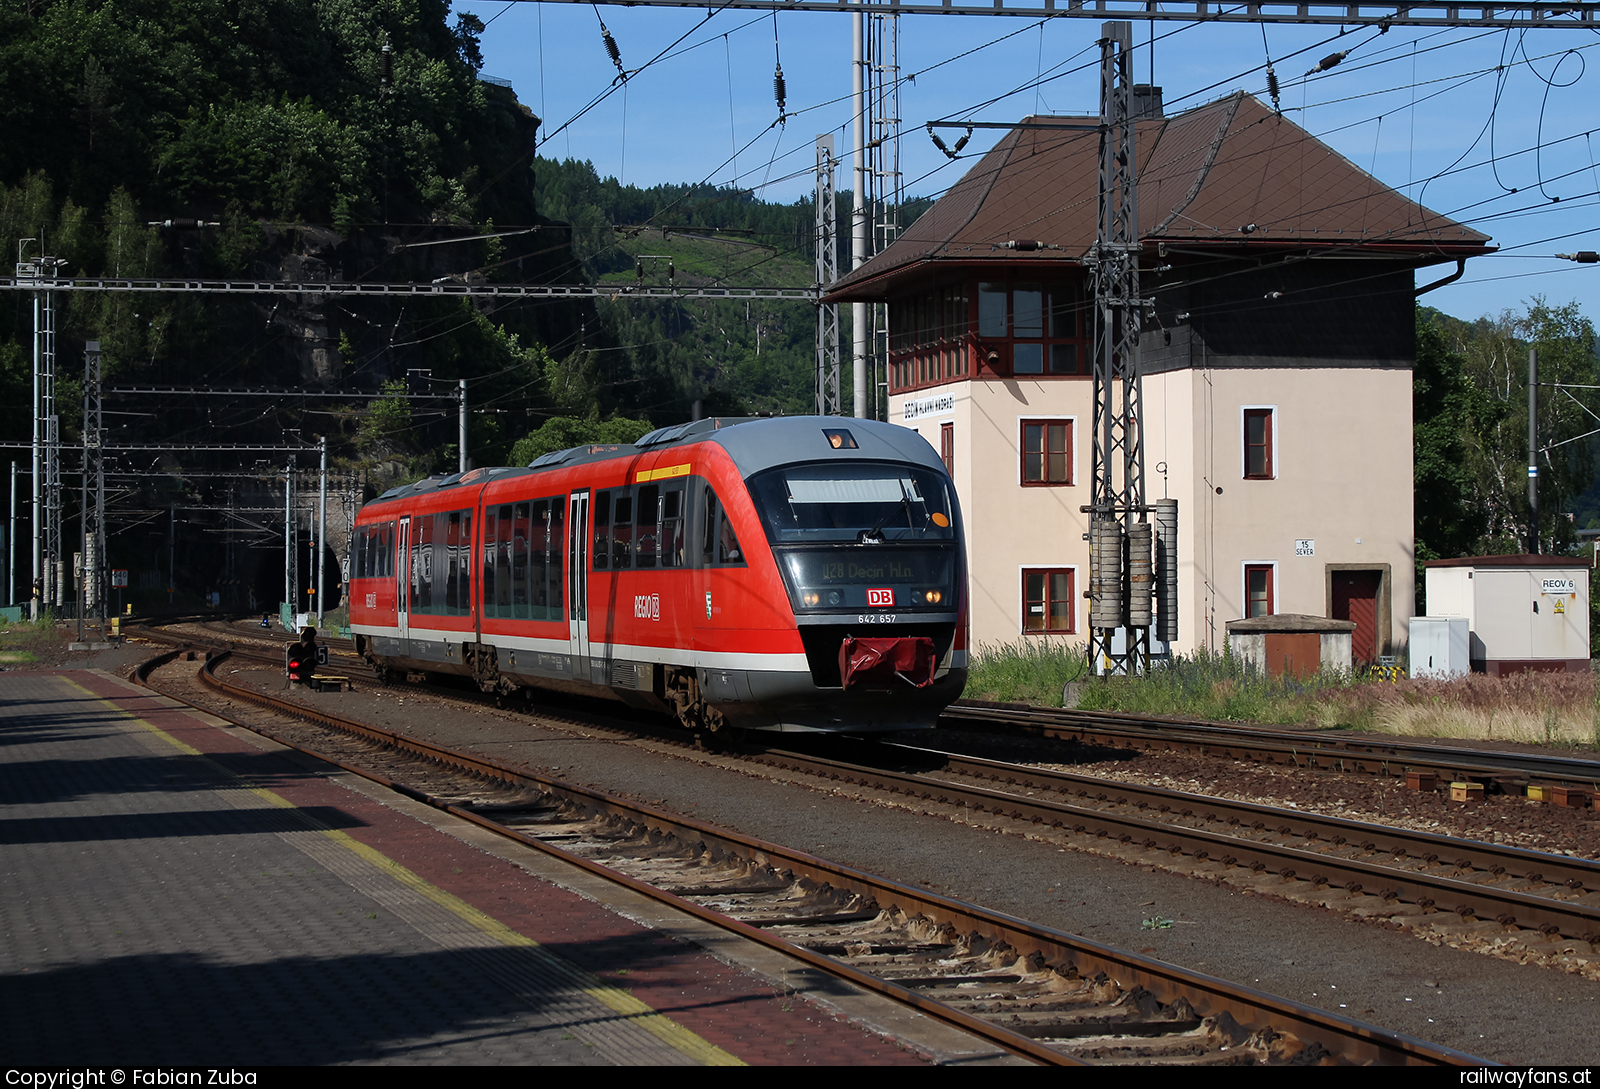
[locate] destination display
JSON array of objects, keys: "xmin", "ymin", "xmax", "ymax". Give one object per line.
[{"xmin": 780, "ymin": 547, "xmax": 956, "ymax": 612}]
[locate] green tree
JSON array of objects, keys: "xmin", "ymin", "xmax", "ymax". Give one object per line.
[
  {"xmin": 508, "ymin": 413, "xmax": 654, "ymax": 465},
  {"xmin": 357, "ymin": 379, "xmax": 412, "ymax": 456}
]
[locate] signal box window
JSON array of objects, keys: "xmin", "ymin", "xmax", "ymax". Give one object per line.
[
  {"xmin": 1023, "ymin": 569, "xmax": 1075, "ymax": 633},
  {"xmin": 1244, "ymin": 409, "xmax": 1274, "ymax": 479},
  {"xmin": 1245, "ymin": 564, "xmax": 1274, "ymax": 618},
  {"xmin": 1021, "ymin": 420, "xmax": 1072, "ymax": 485}
]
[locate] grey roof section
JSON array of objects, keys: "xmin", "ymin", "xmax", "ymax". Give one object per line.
[
  {"xmin": 362, "ymin": 417, "xmax": 947, "ymax": 513},
  {"xmin": 828, "ymin": 93, "xmax": 1492, "ymax": 302},
  {"xmin": 1225, "ymin": 613, "xmax": 1357, "ymax": 634},
  {"xmin": 697, "ymin": 416, "xmax": 946, "ymax": 479}
]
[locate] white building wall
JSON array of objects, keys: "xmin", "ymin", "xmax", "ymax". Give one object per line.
[{"xmin": 893, "ymin": 365, "xmax": 1415, "ymax": 657}]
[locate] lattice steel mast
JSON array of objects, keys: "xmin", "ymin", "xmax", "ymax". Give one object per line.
[
  {"xmin": 1086, "ymin": 22, "xmax": 1153, "ymax": 676},
  {"xmin": 815, "ymin": 134, "xmax": 842, "ymax": 415}
]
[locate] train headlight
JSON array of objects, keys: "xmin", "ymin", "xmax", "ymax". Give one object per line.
[
  {"xmin": 924, "ymin": 589, "xmax": 942, "ymax": 604},
  {"xmin": 827, "ymin": 591, "xmax": 843, "ymax": 606},
  {"xmin": 803, "ymin": 591, "xmax": 821, "ymax": 606}
]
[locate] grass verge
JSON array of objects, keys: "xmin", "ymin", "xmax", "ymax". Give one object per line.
[{"xmin": 964, "ymin": 640, "xmax": 1599, "ymax": 745}]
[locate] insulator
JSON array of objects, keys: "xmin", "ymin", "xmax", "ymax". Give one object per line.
[
  {"xmin": 1265, "ymin": 66, "xmax": 1281, "ymax": 107},
  {"xmin": 600, "ymin": 23, "xmax": 623, "ymax": 75},
  {"xmin": 1006, "ymin": 240, "xmax": 1043, "ymax": 252},
  {"xmin": 951, "ymin": 128, "xmax": 972, "ymax": 154},
  {"xmin": 929, "ymin": 131, "xmax": 953, "ymax": 158},
  {"xmin": 774, "ymin": 66, "xmax": 787, "ymax": 115},
  {"xmin": 380, "ymin": 40, "xmax": 393, "ymax": 87},
  {"xmin": 1311, "ymin": 50, "xmax": 1348, "ymax": 74}
]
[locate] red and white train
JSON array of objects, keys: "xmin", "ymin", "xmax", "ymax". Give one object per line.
[{"xmin": 349, "ymin": 415, "xmax": 968, "ymax": 732}]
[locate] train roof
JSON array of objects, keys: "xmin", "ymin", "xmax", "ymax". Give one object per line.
[{"xmin": 363, "ymin": 416, "xmax": 944, "ymax": 509}]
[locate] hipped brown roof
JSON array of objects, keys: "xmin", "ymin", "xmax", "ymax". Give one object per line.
[{"xmin": 827, "ymin": 92, "xmax": 1492, "ymax": 302}]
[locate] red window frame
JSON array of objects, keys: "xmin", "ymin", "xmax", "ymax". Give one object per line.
[
  {"xmin": 940, "ymin": 422, "xmax": 954, "ymax": 476},
  {"xmin": 1023, "ymin": 568, "xmax": 1076, "ymax": 633},
  {"xmin": 1244, "ymin": 408, "xmax": 1274, "ymax": 479},
  {"xmin": 1245, "ymin": 564, "xmax": 1274, "ymax": 618},
  {"xmin": 1021, "ymin": 419, "xmax": 1072, "ymax": 485}
]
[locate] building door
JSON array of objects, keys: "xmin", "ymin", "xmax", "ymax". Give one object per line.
[{"xmin": 1332, "ymin": 570, "xmax": 1382, "ymax": 665}]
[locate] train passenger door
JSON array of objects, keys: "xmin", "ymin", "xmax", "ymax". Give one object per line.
[
  {"xmin": 567, "ymin": 491, "xmax": 591, "ymax": 678},
  {"xmin": 396, "ymin": 515, "xmax": 411, "ymax": 643}
]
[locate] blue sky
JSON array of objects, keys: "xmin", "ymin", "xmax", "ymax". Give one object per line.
[{"xmin": 457, "ymin": 2, "xmax": 1600, "ymax": 323}]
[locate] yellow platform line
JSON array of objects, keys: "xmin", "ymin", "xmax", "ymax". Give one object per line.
[{"xmin": 65, "ymin": 676, "xmax": 745, "ymax": 1067}]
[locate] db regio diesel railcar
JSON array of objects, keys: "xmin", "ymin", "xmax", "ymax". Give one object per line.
[{"xmin": 349, "ymin": 415, "xmax": 968, "ymax": 732}]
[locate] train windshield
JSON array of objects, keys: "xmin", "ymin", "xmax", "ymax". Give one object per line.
[{"xmin": 748, "ymin": 462, "xmax": 956, "ymax": 543}]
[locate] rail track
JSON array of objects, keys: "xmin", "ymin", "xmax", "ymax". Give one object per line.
[
  {"xmin": 168, "ymin": 618, "xmax": 1600, "ymax": 796},
  {"xmin": 139, "ymin": 621, "xmax": 1600, "ymax": 944},
  {"xmin": 947, "ymin": 701, "xmax": 1600, "ymax": 797},
  {"xmin": 746, "ymin": 740, "xmax": 1600, "ymax": 944},
  {"xmin": 130, "ymin": 641, "xmax": 1482, "ymax": 1066}
]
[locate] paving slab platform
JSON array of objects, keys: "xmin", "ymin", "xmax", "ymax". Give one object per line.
[{"xmin": 0, "ymin": 671, "xmax": 1019, "ymax": 1067}]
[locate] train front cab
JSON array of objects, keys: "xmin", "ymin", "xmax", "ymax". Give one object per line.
[{"xmin": 714, "ymin": 439, "xmax": 968, "ymax": 732}]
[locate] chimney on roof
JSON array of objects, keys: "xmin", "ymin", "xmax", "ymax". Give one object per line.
[{"xmin": 1131, "ymin": 85, "xmax": 1163, "ymax": 120}]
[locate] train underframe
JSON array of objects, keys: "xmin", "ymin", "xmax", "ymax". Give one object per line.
[{"xmin": 354, "ymin": 630, "xmax": 965, "ymax": 734}]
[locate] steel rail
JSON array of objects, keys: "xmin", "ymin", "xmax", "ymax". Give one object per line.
[
  {"xmin": 906, "ymin": 741, "xmax": 1600, "ymax": 897},
  {"xmin": 149, "ymin": 624, "xmax": 1599, "ymax": 937},
  {"xmin": 745, "ymin": 742, "xmax": 1600, "ymax": 939},
  {"xmin": 945, "ymin": 700, "xmax": 1600, "ymax": 792},
  {"xmin": 129, "ymin": 644, "xmax": 1064, "ymax": 1065},
  {"xmin": 134, "ymin": 645, "xmax": 1482, "ymax": 1066}
]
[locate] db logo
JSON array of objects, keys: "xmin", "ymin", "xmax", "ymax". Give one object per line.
[
  {"xmin": 634, "ymin": 593, "xmax": 661, "ymax": 620},
  {"xmin": 867, "ymin": 588, "xmax": 894, "ymax": 607}
]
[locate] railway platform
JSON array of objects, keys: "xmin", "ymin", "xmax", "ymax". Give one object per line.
[{"xmin": 0, "ymin": 670, "xmax": 1015, "ymax": 1067}]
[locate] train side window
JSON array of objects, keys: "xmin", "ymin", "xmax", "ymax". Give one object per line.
[
  {"xmin": 717, "ymin": 507, "xmax": 744, "ymax": 566},
  {"xmin": 701, "ymin": 488, "xmax": 717, "ymax": 567},
  {"xmin": 458, "ymin": 511, "xmax": 471, "ymax": 612},
  {"xmin": 592, "ymin": 491, "xmax": 610, "ymax": 571},
  {"xmin": 636, "ymin": 485, "xmax": 660, "ymax": 569},
  {"xmin": 481, "ymin": 507, "xmax": 498, "ymax": 617},
  {"xmin": 413, "ymin": 515, "xmax": 433, "ymax": 613},
  {"xmin": 548, "ymin": 498, "xmax": 565, "ymax": 616},
  {"xmin": 432, "ymin": 513, "xmax": 450, "ymax": 614},
  {"xmin": 496, "ymin": 505, "xmax": 514, "ymax": 613},
  {"xmin": 527, "ymin": 501, "xmax": 548, "ymax": 618},
  {"xmin": 698, "ymin": 488, "xmax": 745, "ymax": 567},
  {"xmin": 513, "ymin": 502, "xmax": 532, "ymax": 619},
  {"xmin": 444, "ymin": 511, "xmax": 461, "ymax": 613},
  {"xmin": 660, "ymin": 488, "xmax": 684, "ymax": 568},
  {"xmin": 612, "ymin": 493, "xmax": 633, "ymax": 569}
]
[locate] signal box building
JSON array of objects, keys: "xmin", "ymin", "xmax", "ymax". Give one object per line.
[{"xmin": 827, "ymin": 91, "xmax": 1492, "ymax": 660}]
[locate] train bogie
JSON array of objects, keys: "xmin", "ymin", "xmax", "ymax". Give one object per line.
[{"xmin": 349, "ymin": 416, "xmax": 968, "ymax": 732}]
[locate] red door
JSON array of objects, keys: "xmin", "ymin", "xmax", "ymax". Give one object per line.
[{"xmin": 1332, "ymin": 571, "xmax": 1381, "ymax": 665}]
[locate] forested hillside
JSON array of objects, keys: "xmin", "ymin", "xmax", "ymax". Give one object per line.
[{"xmin": 0, "ymin": 0, "xmax": 858, "ymax": 607}]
